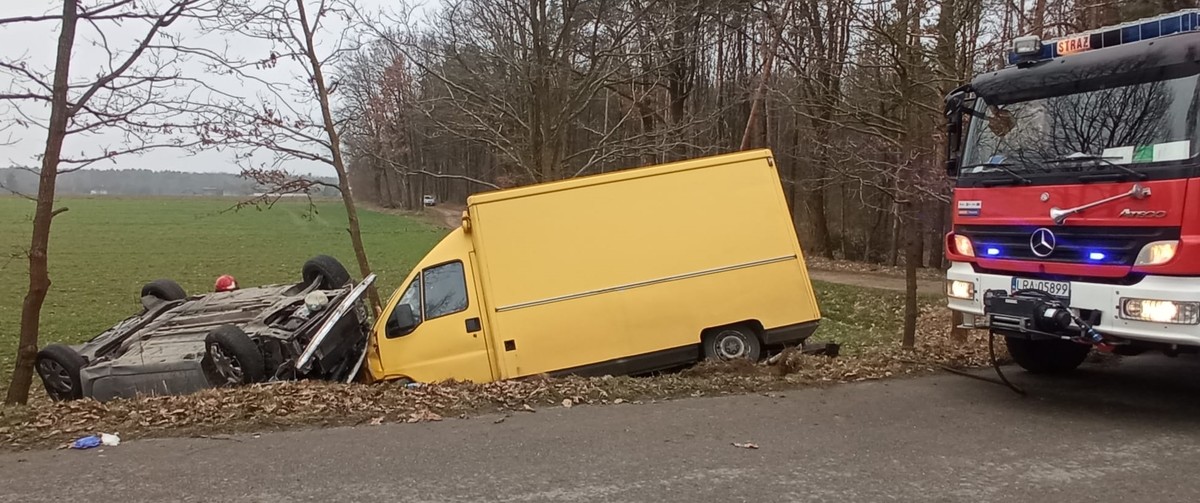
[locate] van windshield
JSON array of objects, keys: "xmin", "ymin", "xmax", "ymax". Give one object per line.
[{"xmin": 962, "ymin": 74, "xmax": 1200, "ymax": 178}]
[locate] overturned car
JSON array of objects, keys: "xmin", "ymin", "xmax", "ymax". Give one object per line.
[{"xmin": 35, "ymin": 255, "xmax": 376, "ymax": 402}]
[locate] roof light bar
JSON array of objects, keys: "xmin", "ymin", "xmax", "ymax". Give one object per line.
[{"xmin": 1007, "ymin": 9, "xmax": 1200, "ymax": 65}]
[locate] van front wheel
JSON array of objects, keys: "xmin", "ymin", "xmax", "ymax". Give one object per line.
[{"xmin": 704, "ymin": 325, "xmax": 762, "ymax": 362}]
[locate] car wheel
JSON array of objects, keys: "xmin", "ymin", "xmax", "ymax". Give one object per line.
[
  {"xmin": 203, "ymin": 325, "xmax": 266, "ymax": 386},
  {"xmin": 302, "ymin": 255, "xmax": 352, "ymax": 289},
  {"xmin": 35, "ymin": 344, "xmax": 86, "ymax": 401},
  {"xmin": 141, "ymin": 279, "xmax": 187, "ymax": 301},
  {"xmin": 1004, "ymin": 334, "xmax": 1091, "ymax": 374},
  {"xmin": 703, "ymin": 325, "xmax": 763, "ymax": 362}
]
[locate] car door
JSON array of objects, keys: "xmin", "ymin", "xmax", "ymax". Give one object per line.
[{"xmin": 374, "ymin": 259, "xmax": 493, "ymax": 383}]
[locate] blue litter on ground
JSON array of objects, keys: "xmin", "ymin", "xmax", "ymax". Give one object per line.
[{"xmin": 70, "ymin": 435, "xmax": 102, "ymax": 449}]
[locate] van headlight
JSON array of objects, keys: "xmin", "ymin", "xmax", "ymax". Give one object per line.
[
  {"xmin": 1134, "ymin": 240, "xmax": 1178, "ymax": 266},
  {"xmin": 947, "ymin": 280, "xmax": 975, "ymax": 300},
  {"xmin": 1120, "ymin": 298, "xmax": 1200, "ymax": 325}
]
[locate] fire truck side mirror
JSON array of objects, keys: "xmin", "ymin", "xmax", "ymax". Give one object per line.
[
  {"xmin": 945, "ymin": 106, "xmax": 963, "ymax": 178},
  {"xmin": 943, "ymin": 87, "xmax": 970, "ymax": 179}
]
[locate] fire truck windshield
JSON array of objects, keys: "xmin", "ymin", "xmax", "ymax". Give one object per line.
[{"xmin": 961, "ymin": 74, "xmax": 1200, "ymax": 180}]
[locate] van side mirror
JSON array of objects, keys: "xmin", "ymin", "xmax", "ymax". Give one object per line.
[{"xmin": 386, "ymin": 304, "xmax": 418, "ymax": 338}]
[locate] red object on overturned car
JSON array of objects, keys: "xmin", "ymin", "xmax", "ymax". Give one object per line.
[{"xmin": 34, "ymin": 255, "xmax": 376, "ymax": 402}]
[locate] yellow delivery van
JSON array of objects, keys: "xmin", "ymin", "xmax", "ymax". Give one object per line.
[{"xmin": 365, "ymin": 149, "xmax": 821, "ymax": 384}]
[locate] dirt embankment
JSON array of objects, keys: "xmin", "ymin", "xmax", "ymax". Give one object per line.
[{"xmin": 0, "ymin": 306, "xmax": 996, "ymax": 452}]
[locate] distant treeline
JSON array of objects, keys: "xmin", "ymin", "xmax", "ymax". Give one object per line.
[{"xmin": 0, "ymin": 168, "xmax": 339, "ymax": 198}]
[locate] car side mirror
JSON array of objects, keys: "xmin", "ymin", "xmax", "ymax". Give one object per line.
[{"xmin": 385, "ymin": 304, "xmax": 418, "ymax": 338}]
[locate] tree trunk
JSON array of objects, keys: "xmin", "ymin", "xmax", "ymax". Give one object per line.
[
  {"xmin": 903, "ymin": 214, "xmax": 919, "ymax": 349},
  {"xmin": 839, "ymin": 180, "xmax": 848, "ymax": 259},
  {"xmin": 914, "ymin": 207, "xmax": 926, "ymax": 268},
  {"xmin": 295, "ymin": 0, "xmax": 381, "ymax": 311},
  {"xmin": 888, "ymin": 202, "xmax": 901, "ymax": 266},
  {"xmin": 805, "ymin": 186, "xmax": 834, "ymax": 258},
  {"xmin": 739, "ymin": 1, "xmax": 789, "ymax": 150},
  {"xmin": 1031, "ymin": 0, "xmax": 1047, "ymax": 37},
  {"xmin": 6, "ymin": 0, "xmax": 79, "ymax": 405},
  {"xmin": 930, "ymin": 202, "xmax": 947, "ymax": 268}
]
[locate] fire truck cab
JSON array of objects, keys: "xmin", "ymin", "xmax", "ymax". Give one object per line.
[{"xmin": 944, "ymin": 10, "xmax": 1200, "ymax": 373}]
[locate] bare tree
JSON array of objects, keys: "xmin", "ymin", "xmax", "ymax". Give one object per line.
[
  {"xmin": 360, "ymin": 0, "xmax": 719, "ymax": 184},
  {"xmin": 1, "ymin": 0, "xmax": 224, "ymax": 404},
  {"xmin": 198, "ymin": 0, "xmax": 382, "ymax": 310}
]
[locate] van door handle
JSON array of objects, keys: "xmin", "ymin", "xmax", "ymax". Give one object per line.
[{"xmin": 465, "ymin": 317, "xmax": 481, "ymax": 333}]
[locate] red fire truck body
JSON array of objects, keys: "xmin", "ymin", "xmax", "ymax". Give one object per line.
[{"xmin": 944, "ymin": 10, "xmax": 1200, "ymax": 372}]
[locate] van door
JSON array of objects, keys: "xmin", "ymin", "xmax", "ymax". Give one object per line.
[{"xmin": 374, "ymin": 259, "xmax": 493, "ymax": 383}]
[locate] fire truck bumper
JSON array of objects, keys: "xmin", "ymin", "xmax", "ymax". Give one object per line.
[{"xmin": 946, "ymin": 261, "xmax": 1200, "ymax": 346}]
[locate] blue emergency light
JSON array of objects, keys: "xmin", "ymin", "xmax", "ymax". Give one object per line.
[
  {"xmin": 986, "ymin": 247, "xmax": 1001, "ymax": 256},
  {"xmin": 1007, "ymin": 9, "xmax": 1200, "ymax": 65},
  {"xmin": 1088, "ymin": 251, "xmax": 1107, "ymax": 261}
]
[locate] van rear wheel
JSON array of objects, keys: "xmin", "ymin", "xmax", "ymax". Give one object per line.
[{"xmin": 704, "ymin": 325, "xmax": 763, "ymax": 362}]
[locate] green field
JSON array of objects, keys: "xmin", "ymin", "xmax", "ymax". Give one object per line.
[
  {"xmin": 0, "ymin": 196, "xmax": 921, "ymax": 396},
  {"xmin": 0, "ymin": 197, "xmax": 448, "ymax": 391}
]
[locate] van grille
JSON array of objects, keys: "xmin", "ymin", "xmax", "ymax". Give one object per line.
[{"xmin": 954, "ymin": 225, "xmax": 1180, "ymax": 266}]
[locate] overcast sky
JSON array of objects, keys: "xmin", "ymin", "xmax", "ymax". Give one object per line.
[{"xmin": 0, "ymin": 0, "xmax": 429, "ymax": 177}]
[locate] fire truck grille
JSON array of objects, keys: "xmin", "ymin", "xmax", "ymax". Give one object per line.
[{"xmin": 954, "ymin": 225, "xmax": 1181, "ymax": 266}]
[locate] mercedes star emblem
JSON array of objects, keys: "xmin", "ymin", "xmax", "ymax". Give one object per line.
[{"xmin": 1030, "ymin": 228, "xmax": 1056, "ymax": 257}]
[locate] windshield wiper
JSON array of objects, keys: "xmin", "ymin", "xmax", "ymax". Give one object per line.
[
  {"xmin": 1042, "ymin": 155, "xmax": 1148, "ymax": 180},
  {"xmin": 959, "ymin": 162, "xmax": 1032, "ymax": 185}
]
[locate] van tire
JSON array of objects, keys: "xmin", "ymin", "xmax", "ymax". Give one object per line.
[{"xmin": 703, "ymin": 325, "xmax": 763, "ymax": 362}]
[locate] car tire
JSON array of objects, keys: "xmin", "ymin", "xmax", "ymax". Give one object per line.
[
  {"xmin": 141, "ymin": 279, "xmax": 187, "ymax": 301},
  {"xmin": 35, "ymin": 344, "xmax": 86, "ymax": 401},
  {"xmin": 703, "ymin": 325, "xmax": 763, "ymax": 362},
  {"xmin": 302, "ymin": 255, "xmax": 352, "ymax": 289},
  {"xmin": 203, "ymin": 325, "xmax": 266, "ymax": 386},
  {"xmin": 1004, "ymin": 334, "xmax": 1091, "ymax": 374}
]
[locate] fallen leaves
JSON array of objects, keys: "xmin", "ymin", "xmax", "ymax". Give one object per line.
[
  {"xmin": 0, "ymin": 305, "xmax": 999, "ymax": 452},
  {"xmin": 406, "ymin": 410, "xmax": 443, "ymax": 423}
]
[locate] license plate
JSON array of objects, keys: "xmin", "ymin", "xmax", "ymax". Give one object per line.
[{"xmin": 1011, "ymin": 277, "xmax": 1071, "ymax": 300}]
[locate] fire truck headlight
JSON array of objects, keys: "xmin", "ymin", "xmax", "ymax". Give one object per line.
[
  {"xmin": 1134, "ymin": 240, "xmax": 1178, "ymax": 266},
  {"xmin": 947, "ymin": 280, "xmax": 975, "ymax": 300},
  {"xmin": 1013, "ymin": 35, "xmax": 1041, "ymax": 55},
  {"xmin": 1120, "ymin": 298, "xmax": 1200, "ymax": 325},
  {"xmin": 953, "ymin": 235, "xmax": 975, "ymax": 257}
]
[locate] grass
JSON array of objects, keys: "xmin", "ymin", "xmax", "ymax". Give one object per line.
[
  {"xmin": 0, "ymin": 196, "xmax": 448, "ymax": 392},
  {"xmin": 811, "ymin": 280, "xmax": 943, "ymax": 353},
  {"xmin": 0, "ymin": 196, "xmax": 934, "ymax": 396}
]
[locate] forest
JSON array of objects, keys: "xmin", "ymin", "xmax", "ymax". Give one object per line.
[{"xmin": 336, "ymin": 0, "xmax": 1192, "ymax": 267}]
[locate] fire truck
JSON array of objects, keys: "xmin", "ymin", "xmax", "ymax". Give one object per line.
[{"xmin": 943, "ymin": 9, "xmax": 1200, "ymax": 373}]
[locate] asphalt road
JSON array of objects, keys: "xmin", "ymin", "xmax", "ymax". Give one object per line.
[{"xmin": 5, "ymin": 355, "xmax": 1200, "ymax": 502}]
